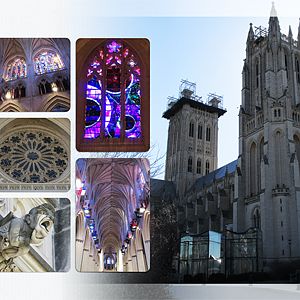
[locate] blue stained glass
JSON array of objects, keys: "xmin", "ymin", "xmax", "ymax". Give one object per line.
[
  {"xmin": 84, "ymin": 40, "xmax": 142, "ymax": 140},
  {"xmin": 34, "ymin": 51, "xmax": 64, "ymax": 75},
  {"xmin": 4, "ymin": 58, "xmax": 27, "ymax": 81}
]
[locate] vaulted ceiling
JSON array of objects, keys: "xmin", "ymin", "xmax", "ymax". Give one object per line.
[{"xmin": 83, "ymin": 158, "xmax": 149, "ymax": 254}]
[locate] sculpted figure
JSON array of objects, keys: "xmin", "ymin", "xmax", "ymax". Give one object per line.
[{"xmin": 0, "ymin": 203, "xmax": 55, "ymax": 264}]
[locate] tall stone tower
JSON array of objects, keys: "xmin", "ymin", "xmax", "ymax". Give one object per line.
[
  {"xmin": 163, "ymin": 80, "xmax": 226, "ymax": 201},
  {"xmin": 235, "ymin": 4, "xmax": 300, "ymax": 264}
]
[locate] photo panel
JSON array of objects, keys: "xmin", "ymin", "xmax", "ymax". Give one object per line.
[
  {"xmin": 76, "ymin": 158, "xmax": 150, "ymax": 272},
  {"xmin": 0, "ymin": 118, "xmax": 70, "ymax": 192},
  {"xmin": 0, "ymin": 198, "xmax": 70, "ymax": 272},
  {"xmin": 0, "ymin": 38, "xmax": 70, "ymax": 112},
  {"xmin": 76, "ymin": 38, "xmax": 150, "ymax": 152}
]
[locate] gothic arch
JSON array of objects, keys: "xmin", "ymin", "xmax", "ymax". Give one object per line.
[
  {"xmin": 197, "ymin": 158, "xmax": 202, "ymax": 174},
  {"xmin": 274, "ymin": 129, "xmax": 284, "ymax": 185},
  {"xmin": 252, "ymin": 206, "xmax": 261, "ymax": 229},
  {"xmin": 0, "ymin": 102, "xmax": 24, "ymax": 112},
  {"xmin": 197, "ymin": 123, "xmax": 203, "ymax": 140},
  {"xmin": 293, "ymin": 134, "xmax": 300, "ymax": 171},
  {"xmin": 189, "ymin": 120, "xmax": 195, "ymax": 137},
  {"xmin": 188, "ymin": 156, "xmax": 193, "ymax": 172},
  {"xmin": 206, "ymin": 126, "xmax": 211, "ymax": 142},
  {"xmin": 205, "ymin": 159, "xmax": 210, "ymax": 174},
  {"xmin": 76, "ymin": 38, "xmax": 150, "ymax": 152},
  {"xmin": 1, "ymin": 39, "xmax": 27, "ymax": 80},
  {"xmin": 249, "ymin": 141, "xmax": 257, "ymax": 195},
  {"xmin": 40, "ymin": 94, "xmax": 70, "ymax": 112},
  {"xmin": 258, "ymin": 136, "xmax": 264, "ymax": 191}
]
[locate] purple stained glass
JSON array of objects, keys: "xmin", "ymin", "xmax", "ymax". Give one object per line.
[
  {"xmin": 84, "ymin": 79, "xmax": 101, "ymax": 139},
  {"xmin": 107, "ymin": 41, "xmax": 122, "ymax": 53},
  {"xmin": 4, "ymin": 58, "xmax": 27, "ymax": 81},
  {"xmin": 84, "ymin": 40, "xmax": 142, "ymax": 140}
]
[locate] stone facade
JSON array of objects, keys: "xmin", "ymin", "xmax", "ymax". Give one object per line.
[
  {"xmin": 164, "ymin": 86, "xmax": 226, "ymax": 200},
  {"xmin": 235, "ymin": 13, "xmax": 300, "ymax": 263},
  {"xmin": 157, "ymin": 11, "xmax": 300, "ymax": 274}
]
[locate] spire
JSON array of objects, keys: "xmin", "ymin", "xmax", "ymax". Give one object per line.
[
  {"xmin": 298, "ymin": 18, "xmax": 300, "ymax": 48},
  {"xmin": 288, "ymin": 25, "xmax": 293, "ymax": 42},
  {"xmin": 270, "ymin": 1, "xmax": 277, "ymax": 17},
  {"xmin": 288, "ymin": 25, "xmax": 293, "ymax": 38},
  {"xmin": 268, "ymin": 2, "xmax": 281, "ymax": 44},
  {"xmin": 247, "ymin": 23, "xmax": 254, "ymax": 42}
]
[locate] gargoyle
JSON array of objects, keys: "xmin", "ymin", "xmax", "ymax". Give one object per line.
[{"xmin": 0, "ymin": 203, "xmax": 55, "ymax": 264}]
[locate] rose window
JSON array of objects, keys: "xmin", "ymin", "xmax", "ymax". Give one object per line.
[{"xmin": 0, "ymin": 131, "xmax": 68, "ymax": 183}]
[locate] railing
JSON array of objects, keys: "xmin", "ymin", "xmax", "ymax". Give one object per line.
[{"xmin": 245, "ymin": 111, "xmax": 264, "ymax": 134}]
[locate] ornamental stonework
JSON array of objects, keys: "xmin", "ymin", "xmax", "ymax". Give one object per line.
[{"xmin": 0, "ymin": 130, "xmax": 68, "ymax": 183}]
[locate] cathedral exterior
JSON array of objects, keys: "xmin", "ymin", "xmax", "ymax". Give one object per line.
[{"xmin": 152, "ymin": 9, "xmax": 300, "ymax": 281}]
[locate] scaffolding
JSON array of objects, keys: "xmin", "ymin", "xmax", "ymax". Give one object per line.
[
  {"xmin": 254, "ymin": 25, "xmax": 268, "ymax": 40},
  {"xmin": 207, "ymin": 93, "xmax": 224, "ymax": 109},
  {"xmin": 166, "ymin": 80, "xmax": 225, "ymax": 111},
  {"xmin": 179, "ymin": 79, "xmax": 196, "ymax": 99}
]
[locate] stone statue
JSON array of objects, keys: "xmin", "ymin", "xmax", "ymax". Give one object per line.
[{"xmin": 0, "ymin": 203, "xmax": 55, "ymax": 267}]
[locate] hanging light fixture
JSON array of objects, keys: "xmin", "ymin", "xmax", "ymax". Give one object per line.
[
  {"xmin": 130, "ymin": 219, "xmax": 138, "ymax": 232},
  {"xmin": 51, "ymin": 82, "xmax": 58, "ymax": 92},
  {"xmin": 135, "ymin": 204, "xmax": 146, "ymax": 218},
  {"xmin": 5, "ymin": 90, "xmax": 12, "ymax": 100}
]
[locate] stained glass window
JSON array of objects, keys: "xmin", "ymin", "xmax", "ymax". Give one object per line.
[
  {"xmin": 34, "ymin": 51, "xmax": 64, "ymax": 75},
  {"xmin": 4, "ymin": 58, "xmax": 27, "ymax": 81},
  {"xmin": 84, "ymin": 40, "xmax": 142, "ymax": 140}
]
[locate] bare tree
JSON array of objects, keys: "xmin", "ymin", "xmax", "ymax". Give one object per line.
[{"xmin": 87, "ymin": 141, "xmax": 165, "ymax": 178}]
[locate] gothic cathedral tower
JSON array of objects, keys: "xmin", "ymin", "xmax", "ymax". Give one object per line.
[
  {"xmin": 235, "ymin": 4, "xmax": 300, "ymax": 263},
  {"xmin": 163, "ymin": 80, "xmax": 226, "ymax": 202}
]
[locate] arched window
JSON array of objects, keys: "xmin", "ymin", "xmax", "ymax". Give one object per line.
[
  {"xmin": 4, "ymin": 57, "xmax": 27, "ymax": 81},
  {"xmin": 256, "ymin": 59, "xmax": 259, "ymax": 88},
  {"xmin": 249, "ymin": 142, "xmax": 257, "ymax": 195},
  {"xmin": 196, "ymin": 158, "xmax": 201, "ymax": 174},
  {"xmin": 294, "ymin": 134, "xmax": 300, "ymax": 171},
  {"xmin": 3, "ymin": 84, "xmax": 26, "ymax": 100},
  {"xmin": 34, "ymin": 51, "xmax": 64, "ymax": 75},
  {"xmin": 206, "ymin": 127, "xmax": 211, "ymax": 142},
  {"xmin": 275, "ymin": 131, "xmax": 283, "ymax": 185},
  {"xmin": 198, "ymin": 124, "xmax": 202, "ymax": 140},
  {"xmin": 77, "ymin": 39, "xmax": 150, "ymax": 152},
  {"xmin": 258, "ymin": 137, "xmax": 264, "ymax": 191},
  {"xmin": 253, "ymin": 208, "xmax": 260, "ymax": 228},
  {"xmin": 51, "ymin": 104, "xmax": 69, "ymax": 112},
  {"xmin": 189, "ymin": 122, "xmax": 194, "ymax": 137},
  {"xmin": 205, "ymin": 160, "xmax": 210, "ymax": 174},
  {"xmin": 188, "ymin": 157, "xmax": 193, "ymax": 172},
  {"xmin": 285, "ymin": 53, "xmax": 289, "ymax": 79},
  {"xmin": 38, "ymin": 79, "xmax": 52, "ymax": 95},
  {"xmin": 296, "ymin": 57, "xmax": 300, "ymax": 84}
]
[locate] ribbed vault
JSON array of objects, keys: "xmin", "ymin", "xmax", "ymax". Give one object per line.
[{"xmin": 85, "ymin": 158, "xmax": 142, "ymax": 254}]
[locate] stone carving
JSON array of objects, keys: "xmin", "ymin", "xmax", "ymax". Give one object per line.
[
  {"xmin": 0, "ymin": 130, "xmax": 68, "ymax": 183},
  {"xmin": 0, "ymin": 203, "xmax": 55, "ymax": 269}
]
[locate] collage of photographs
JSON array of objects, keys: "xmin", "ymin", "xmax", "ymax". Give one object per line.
[
  {"xmin": 0, "ymin": 38, "xmax": 150, "ymax": 273},
  {"xmin": 0, "ymin": 4, "xmax": 300, "ymax": 297}
]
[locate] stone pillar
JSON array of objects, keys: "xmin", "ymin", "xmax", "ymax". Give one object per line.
[
  {"xmin": 53, "ymin": 198, "xmax": 70, "ymax": 272},
  {"xmin": 144, "ymin": 239, "xmax": 150, "ymax": 270},
  {"xmin": 136, "ymin": 248, "xmax": 146, "ymax": 271},
  {"xmin": 127, "ymin": 245, "xmax": 133, "ymax": 272},
  {"xmin": 99, "ymin": 251, "xmax": 104, "ymax": 272},
  {"xmin": 75, "ymin": 238, "xmax": 84, "ymax": 271},
  {"xmin": 117, "ymin": 249, "xmax": 123, "ymax": 272}
]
